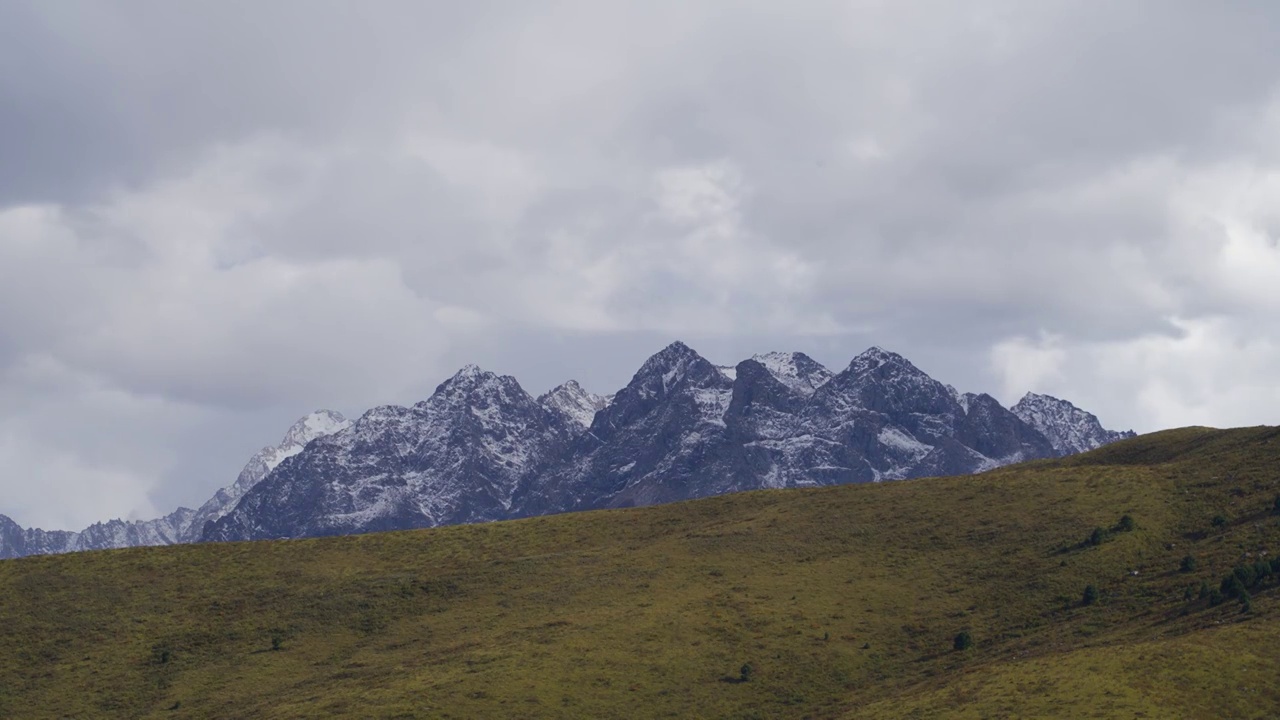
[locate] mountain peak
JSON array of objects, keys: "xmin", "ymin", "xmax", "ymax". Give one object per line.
[
  {"xmin": 1011, "ymin": 392, "xmax": 1136, "ymax": 455},
  {"xmin": 280, "ymin": 410, "xmax": 351, "ymax": 448},
  {"xmin": 640, "ymin": 340, "xmax": 699, "ymax": 367},
  {"xmin": 431, "ymin": 364, "xmax": 506, "ymax": 397},
  {"xmin": 634, "ymin": 341, "xmax": 721, "ymax": 387},
  {"xmin": 539, "ymin": 380, "xmax": 610, "ymax": 429},
  {"xmin": 454, "ymin": 363, "xmax": 491, "ymax": 381},
  {"xmin": 843, "ymin": 346, "xmax": 928, "ymax": 379},
  {"xmin": 750, "ymin": 351, "xmax": 833, "ymax": 396},
  {"xmin": 1013, "ymin": 392, "xmax": 1080, "ymax": 415},
  {"xmin": 853, "ymin": 346, "xmax": 906, "ymax": 364}
]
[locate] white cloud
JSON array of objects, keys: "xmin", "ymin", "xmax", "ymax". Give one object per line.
[
  {"xmin": 991, "ymin": 317, "xmax": 1280, "ymax": 433},
  {"xmin": 990, "ymin": 333, "xmax": 1067, "ymax": 401}
]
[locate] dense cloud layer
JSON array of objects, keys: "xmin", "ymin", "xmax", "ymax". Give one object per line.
[{"xmin": 3, "ymin": 1, "xmax": 1280, "ymax": 529}]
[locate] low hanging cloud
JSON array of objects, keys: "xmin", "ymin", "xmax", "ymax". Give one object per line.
[{"xmin": 3, "ymin": 0, "xmax": 1280, "ymax": 528}]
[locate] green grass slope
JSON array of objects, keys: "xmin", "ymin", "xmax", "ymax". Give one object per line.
[{"xmin": 3, "ymin": 426, "xmax": 1280, "ymax": 719}]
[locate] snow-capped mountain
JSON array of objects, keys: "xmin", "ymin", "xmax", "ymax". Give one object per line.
[
  {"xmin": 514, "ymin": 341, "xmax": 740, "ymax": 516},
  {"xmin": 0, "ymin": 410, "xmax": 350, "ymax": 559},
  {"xmin": 209, "ymin": 342, "xmax": 1132, "ymax": 543},
  {"xmin": 1011, "ymin": 392, "xmax": 1137, "ymax": 455},
  {"xmin": 538, "ymin": 380, "xmax": 611, "ymax": 430},
  {"xmin": 181, "ymin": 410, "xmax": 351, "ymax": 542},
  {"xmin": 0, "ymin": 507, "xmax": 195, "ymax": 560},
  {"xmin": 203, "ymin": 366, "xmax": 573, "ymax": 542},
  {"xmin": 714, "ymin": 348, "xmax": 1055, "ymax": 492},
  {"xmin": 0, "ymin": 343, "xmax": 1138, "ymax": 557}
]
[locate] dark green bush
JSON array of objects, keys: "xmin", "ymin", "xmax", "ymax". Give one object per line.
[
  {"xmin": 1117, "ymin": 515, "xmax": 1137, "ymax": 532},
  {"xmin": 1082, "ymin": 584, "xmax": 1100, "ymax": 606},
  {"xmin": 1221, "ymin": 574, "xmax": 1246, "ymax": 599},
  {"xmin": 1212, "ymin": 515, "xmax": 1228, "ymax": 528},
  {"xmin": 1088, "ymin": 528, "xmax": 1107, "ymax": 547},
  {"xmin": 1233, "ymin": 565, "xmax": 1257, "ymax": 589},
  {"xmin": 953, "ymin": 632, "xmax": 973, "ymax": 651},
  {"xmin": 1180, "ymin": 555, "xmax": 1197, "ymax": 573}
]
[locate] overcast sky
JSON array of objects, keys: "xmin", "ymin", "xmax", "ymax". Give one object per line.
[{"xmin": 3, "ymin": 1, "xmax": 1280, "ymax": 530}]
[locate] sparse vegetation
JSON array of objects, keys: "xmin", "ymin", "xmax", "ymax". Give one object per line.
[
  {"xmin": 1, "ymin": 426, "xmax": 1280, "ymax": 718},
  {"xmin": 1082, "ymin": 584, "xmax": 1100, "ymax": 606},
  {"xmin": 1180, "ymin": 554, "xmax": 1197, "ymax": 573}
]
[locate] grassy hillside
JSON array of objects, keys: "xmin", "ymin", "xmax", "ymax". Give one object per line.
[{"xmin": 3, "ymin": 426, "xmax": 1280, "ymax": 719}]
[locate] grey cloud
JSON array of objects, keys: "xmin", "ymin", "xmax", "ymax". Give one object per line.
[{"xmin": 3, "ymin": 0, "xmax": 1280, "ymax": 528}]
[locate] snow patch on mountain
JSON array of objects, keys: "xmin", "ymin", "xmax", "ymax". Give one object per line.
[
  {"xmin": 878, "ymin": 426, "xmax": 932, "ymax": 459},
  {"xmin": 752, "ymin": 351, "xmax": 833, "ymax": 396},
  {"xmin": 693, "ymin": 387, "xmax": 733, "ymax": 427}
]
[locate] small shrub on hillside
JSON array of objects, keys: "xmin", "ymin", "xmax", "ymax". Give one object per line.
[
  {"xmin": 953, "ymin": 632, "xmax": 973, "ymax": 651},
  {"xmin": 1198, "ymin": 580, "xmax": 1210, "ymax": 600},
  {"xmin": 1221, "ymin": 574, "xmax": 1246, "ymax": 599},
  {"xmin": 1209, "ymin": 588, "xmax": 1225, "ymax": 606},
  {"xmin": 1117, "ymin": 515, "xmax": 1137, "ymax": 532},
  {"xmin": 1242, "ymin": 595, "xmax": 1253, "ymax": 613},
  {"xmin": 1273, "ymin": 494, "xmax": 1280, "ymax": 516},
  {"xmin": 739, "ymin": 663, "xmax": 754, "ymax": 683},
  {"xmin": 1212, "ymin": 515, "xmax": 1228, "ymax": 528},
  {"xmin": 1087, "ymin": 528, "xmax": 1107, "ymax": 547},
  {"xmin": 1180, "ymin": 555, "xmax": 1197, "ymax": 573},
  {"xmin": 1233, "ymin": 565, "xmax": 1257, "ymax": 589},
  {"xmin": 1082, "ymin": 584, "xmax": 1100, "ymax": 606}
]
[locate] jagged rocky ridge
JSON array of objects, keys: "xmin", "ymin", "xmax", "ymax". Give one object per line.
[
  {"xmin": 1011, "ymin": 392, "xmax": 1137, "ymax": 454},
  {"xmin": 1, "ymin": 343, "xmax": 1136, "ymax": 556},
  {"xmin": 205, "ymin": 342, "xmax": 1134, "ymax": 543},
  {"xmin": 0, "ymin": 410, "xmax": 351, "ymax": 559}
]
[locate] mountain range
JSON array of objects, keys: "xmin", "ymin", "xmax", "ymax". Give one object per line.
[{"xmin": 0, "ymin": 342, "xmax": 1134, "ymax": 557}]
